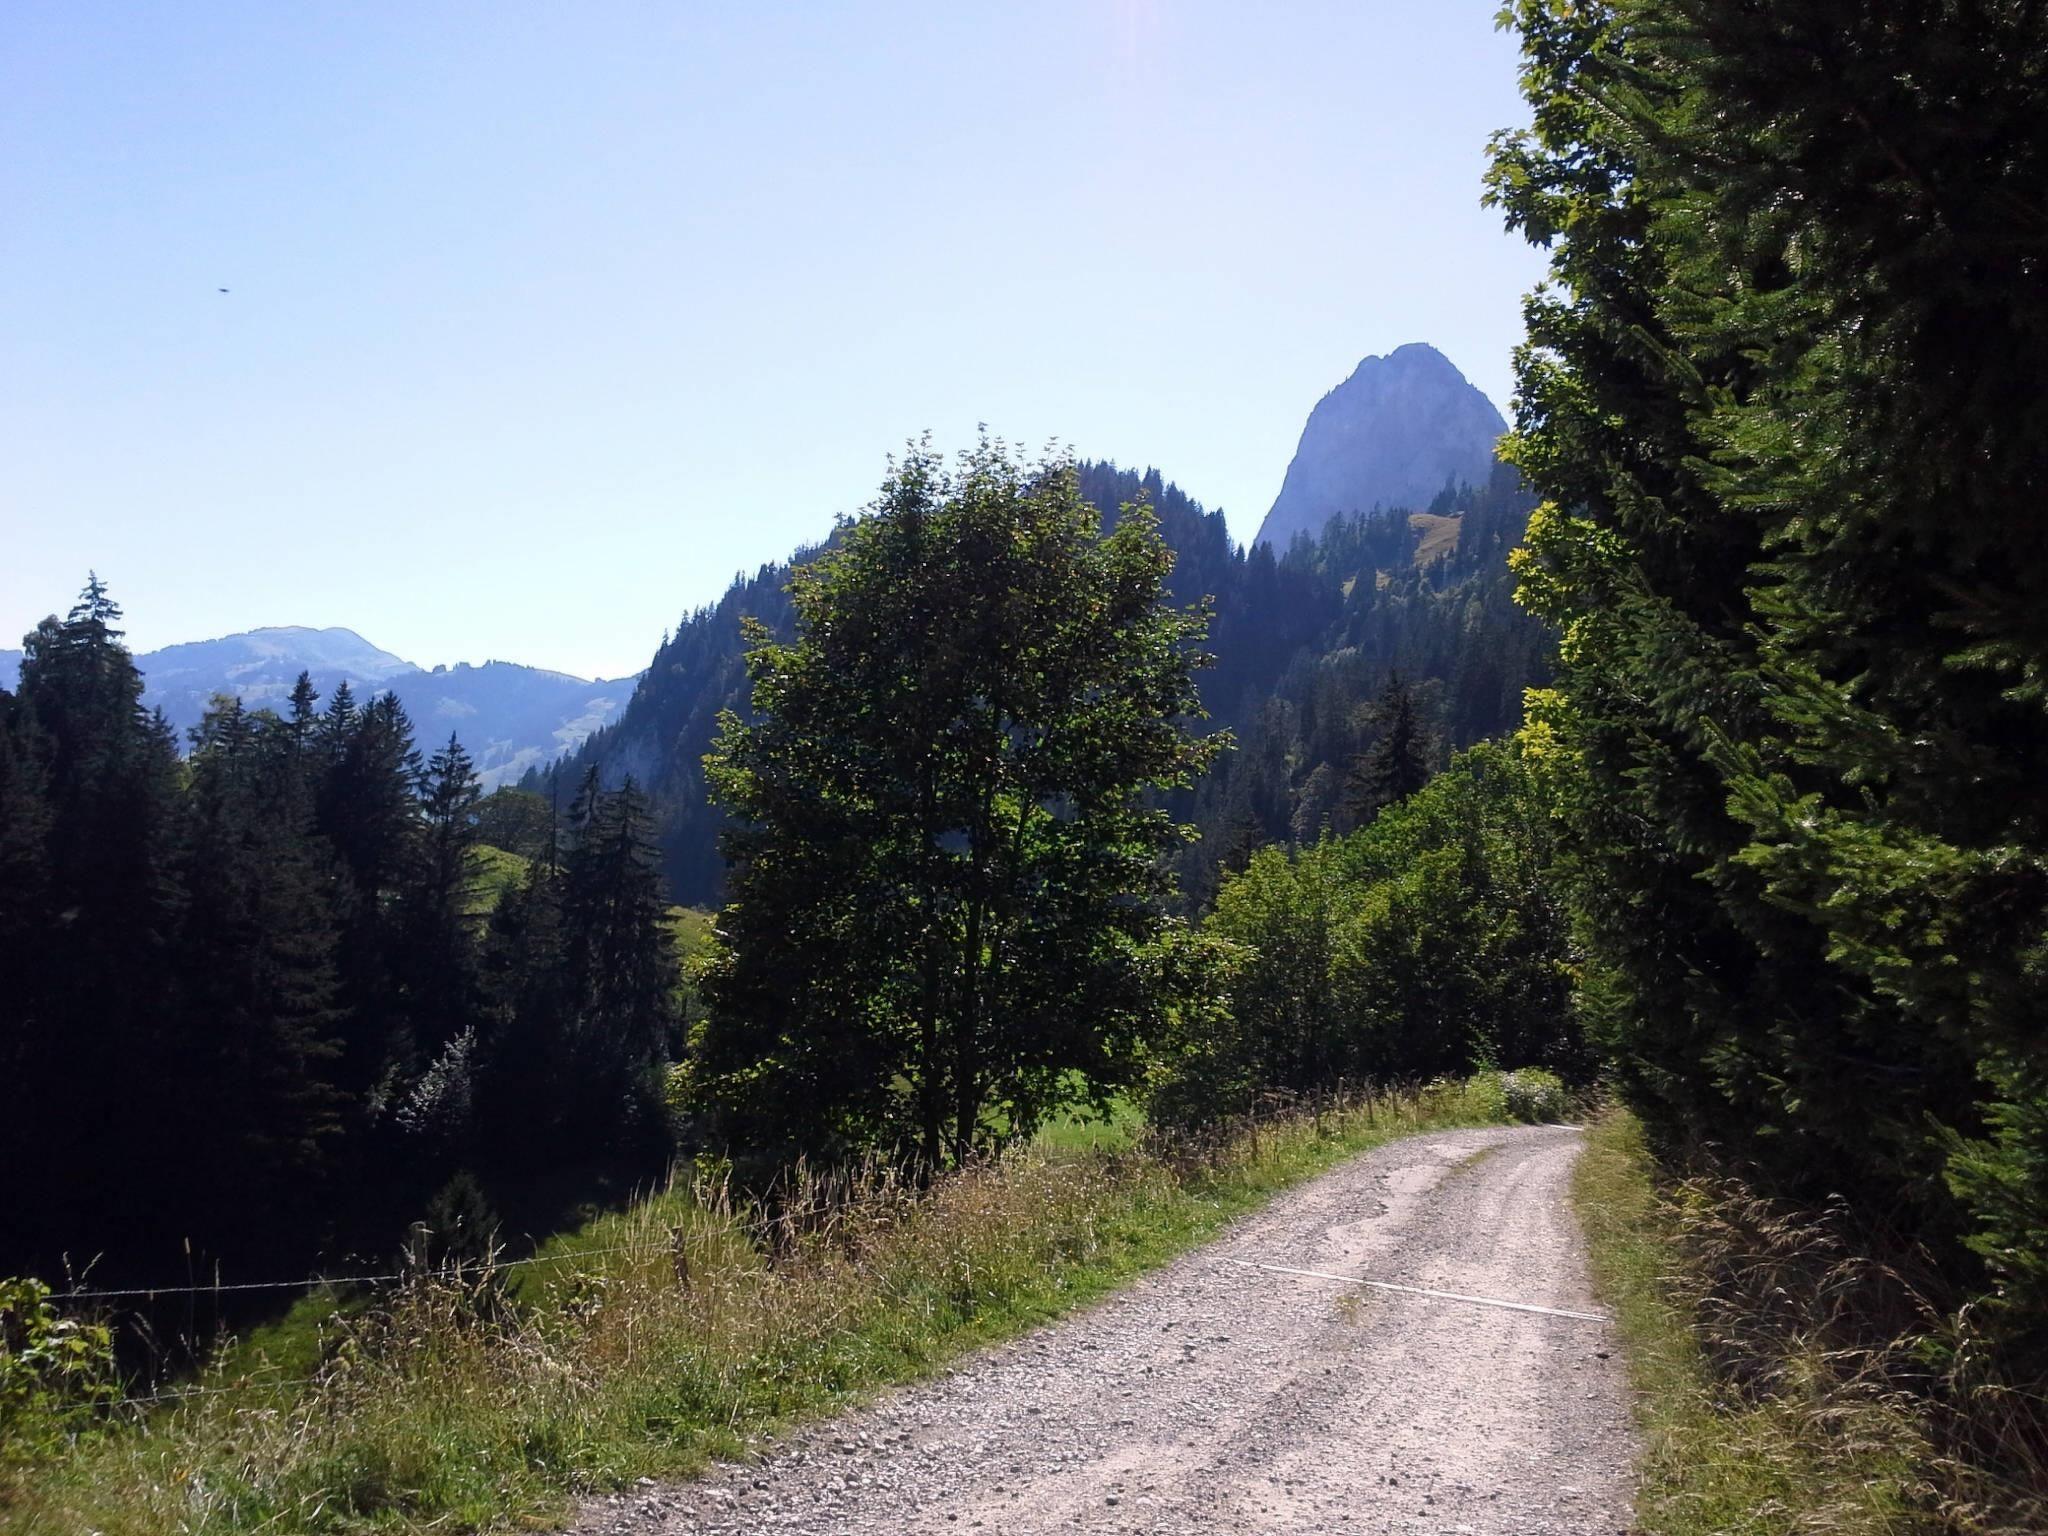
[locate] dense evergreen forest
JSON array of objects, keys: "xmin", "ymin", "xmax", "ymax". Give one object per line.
[
  {"xmin": 536, "ymin": 457, "xmax": 1551, "ymax": 908},
  {"xmin": 1488, "ymin": 0, "xmax": 2048, "ymax": 1380},
  {"xmin": 0, "ymin": 584, "xmax": 681, "ymax": 1298}
]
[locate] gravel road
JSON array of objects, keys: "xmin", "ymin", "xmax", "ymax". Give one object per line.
[{"xmin": 574, "ymin": 1124, "xmax": 1637, "ymax": 1535}]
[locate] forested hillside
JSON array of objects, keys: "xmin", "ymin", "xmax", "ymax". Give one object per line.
[
  {"xmin": 543, "ymin": 453, "xmax": 1549, "ymax": 907},
  {"xmin": 0, "ymin": 585, "xmax": 683, "ymax": 1297}
]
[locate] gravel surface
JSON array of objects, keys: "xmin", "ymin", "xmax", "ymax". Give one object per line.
[{"xmin": 573, "ymin": 1124, "xmax": 1638, "ymax": 1535}]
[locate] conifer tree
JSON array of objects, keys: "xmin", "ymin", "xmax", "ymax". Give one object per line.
[
  {"xmin": 6, "ymin": 578, "xmax": 185, "ymax": 1273},
  {"xmin": 558, "ymin": 770, "xmax": 676, "ymax": 1145},
  {"xmin": 474, "ymin": 849, "xmax": 571, "ymax": 1171},
  {"xmin": 173, "ymin": 697, "xmax": 346, "ymax": 1263},
  {"xmin": 1345, "ymin": 673, "xmax": 1433, "ymax": 823},
  {"xmin": 1492, "ymin": 0, "xmax": 2048, "ymax": 1365},
  {"xmin": 402, "ymin": 733, "xmax": 484, "ymax": 1054}
]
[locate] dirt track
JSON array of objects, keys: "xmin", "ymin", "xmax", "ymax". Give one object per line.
[{"xmin": 575, "ymin": 1124, "xmax": 1637, "ymax": 1535}]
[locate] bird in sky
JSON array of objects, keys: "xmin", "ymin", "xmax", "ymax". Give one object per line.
[{"xmin": 218, "ymin": 287, "xmax": 229, "ymax": 293}]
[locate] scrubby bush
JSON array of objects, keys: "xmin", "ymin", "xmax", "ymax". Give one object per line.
[
  {"xmin": 1500, "ymin": 1068, "xmax": 1568, "ymax": 1124},
  {"xmin": 0, "ymin": 1277, "xmax": 115, "ymax": 1467},
  {"xmin": 1150, "ymin": 740, "xmax": 1587, "ymax": 1127}
]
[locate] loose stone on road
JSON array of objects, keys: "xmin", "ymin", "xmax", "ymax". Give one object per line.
[{"xmin": 574, "ymin": 1124, "xmax": 1637, "ymax": 1534}]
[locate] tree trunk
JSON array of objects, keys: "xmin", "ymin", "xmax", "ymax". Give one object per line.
[{"xmin": 954, "ymin": 889, "xmax": 983, "ymax": 1164}]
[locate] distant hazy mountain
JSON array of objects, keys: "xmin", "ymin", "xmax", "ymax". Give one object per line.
[
  {"xmin": 1254, "ymin": 343, "xmax": 1507, "ymax": 549},
  {"xmin": 1, "ymin": 624, "xmax": 637, "ymax": 789},
  {"xmin": 395, "ymin": 659, "xmax": 640, "ymax": 788},
  {"xmin": 138, "ymin": 627, "xmax": 418, "ymax": 732}
]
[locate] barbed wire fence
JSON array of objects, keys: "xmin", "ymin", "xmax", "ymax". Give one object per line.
[
  {"xmin": 49, "ymin": 1237, "xmax": 690, "ymax": 1410},
  {"xmin": 36, "ymin": 1078, "xmax": 1454, "ymax": 1413}
]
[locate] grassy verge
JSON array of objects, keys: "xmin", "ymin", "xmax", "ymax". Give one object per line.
[
  {"xmin": 1571, "ymin": 1109, "xmax": 2048, "ymax": 1536},
  {"xmin": 8, "ymin": 1079, "xmax": 1505, "ymax": 1536}
]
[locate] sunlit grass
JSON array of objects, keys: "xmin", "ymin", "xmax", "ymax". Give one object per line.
[
  {"xmin": 1030, "ymin": 1093, "xmax": 1143, "ymax": 1157},
  {"xmin": 1573, "ymin": 1111, "xmax": 1946, "ymax": 1535},
  {"xmin": 7, "ymin": 1079, "xmax": 1506, "ymax": 1536}
]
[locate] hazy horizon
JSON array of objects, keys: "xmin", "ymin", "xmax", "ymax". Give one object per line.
[{"xmin": 3, "ymin": 2, "xmax": 1545, "ymax": 678}]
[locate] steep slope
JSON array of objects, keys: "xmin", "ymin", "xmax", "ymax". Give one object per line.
[
  {"xmin": 1255, "ymin": 343, "xmax": 1507, "ymax": 550},
  {"xmin": 394, "ymin": 661, "xmax": 639, "ymax": 786},
  {"xmin": 530, "ymin": 552, "xmax": 812, "ymax": 896}
]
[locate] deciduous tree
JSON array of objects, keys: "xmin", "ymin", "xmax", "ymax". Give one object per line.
[{"xmin": 692, "ymin": 439, "xmax": 1225, "ymax": 1168}]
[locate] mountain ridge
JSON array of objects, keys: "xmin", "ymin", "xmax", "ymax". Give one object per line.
[{"xmin": 0, "ymin": 625, "xmax": 638, "ymax": 789}]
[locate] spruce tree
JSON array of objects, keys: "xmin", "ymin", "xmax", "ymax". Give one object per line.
[
  {"xmin": 557, "ymin": 770, "xmax": 676, "ymax": 1151},
  {"xmin": 1345, "ymin": 673, "xmax": 1433, "ymax": 823},
  {"xmin": 172, "ymin": 697, "xmax": 346, "ymax": 1265},
  {"xmin": 1492, "ymin": 0, "xmax": 2048, "ymax": 1366},
  {"xmin": 6, "ymin": 579, "xmax": 185, "ymax": 1275},
  {"xmin": 402, "ymin": 733, "xmax": 484, "ymax": 1054}
]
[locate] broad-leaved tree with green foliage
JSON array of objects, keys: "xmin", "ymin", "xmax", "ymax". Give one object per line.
[
  {"xmin": 1155, "ymin": 739, "xmax": 1582, "ymax": 1128},
  {"xmin": 691, "ymin": 438, "xmax": 1225, "ymax": 1169}
]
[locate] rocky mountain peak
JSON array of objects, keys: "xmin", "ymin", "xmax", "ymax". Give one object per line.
[{"xmin": 1254, "ymin": 343, "xmax": 1506, "ymax": 549}]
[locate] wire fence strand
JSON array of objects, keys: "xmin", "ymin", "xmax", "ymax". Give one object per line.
[{"xmin": 58, "ymin": 1240, "xmax": 674, "ymax": 1302}]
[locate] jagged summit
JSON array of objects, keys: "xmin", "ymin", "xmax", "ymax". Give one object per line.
[{"xmin": 1254, "ymin": 343, "xmax": 1506, "ymax": 549}]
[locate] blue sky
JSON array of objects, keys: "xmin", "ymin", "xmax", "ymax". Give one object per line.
[{"xmin": 2, "ymin": 2, "xmax": 1546, "ymax": 679}]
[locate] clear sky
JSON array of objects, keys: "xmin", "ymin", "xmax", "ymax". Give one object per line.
[{"xmin": 2, "ymin": 2, "xmax": 1547, "ymax": 680}]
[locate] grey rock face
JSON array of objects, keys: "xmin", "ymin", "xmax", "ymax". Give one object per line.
[{"xmin": 1255, "ymin": 343, "xmax": 1506, "ymax": 550}]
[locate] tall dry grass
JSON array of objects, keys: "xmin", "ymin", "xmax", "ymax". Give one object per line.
[
  {"xmin": 3, "ymin": 1078, "xmax": 1500, "ymax": 1536},
  {"xmin": 1575, "ymin": 1111, "xmax": 2048, "ymax": 1536}
]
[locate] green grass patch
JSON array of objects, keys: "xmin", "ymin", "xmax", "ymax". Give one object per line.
[
  {"xmin": 465, "ymin": 845, "xmax": 531, "ymax": 915},
  {"xmin": 1572, "ymin": 1110, "xmax": 1937, "ymax": 1535},
  {"xmin": 9, "ymin": 1079, "xmax": 1506, "ymax": 1535},
  {"xmin": 663, "ymin": 906, "xmax": 715, "ymax": 963},
  {"xmin": 1031, "ymin": 1094, "xmax": 1143, "ymax": 1157}
]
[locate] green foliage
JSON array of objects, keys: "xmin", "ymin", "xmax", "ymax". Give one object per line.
[
  {"xmin": 551, "ymin": 460, "xmax": 1553, "ymax": 911},
  {"xmin": 474, "ymin": 786, "xmax": 554, "ymax": 863},
  {"xmin": 1154, "ymin": 740, "xmax": 1585, "ymax": 1127},
  {"xmin": 465, "ymin": 842, "xmax": 530, "ymax": 915},
  {"xmin": 692, "ymin": 437, "xmax": 1226, "ymax": 1168},
  {"xmin": 1, "ymin": 579, "xmax": 682, "ymax": 1302},
  {"xmin": 1491, "ymin": 0, "xmax": 2048, "ymax": 1372},
  {"xmin": 0, "ymin": 1277, "xmax": 115, "ymax": 1467},
  {"xmin": 1342, "ymin": 671, "xmax": 1433, "ymax": 826},
  {"xmin": 1499, "ymin": 1068, "xmax": 1568, "ymax": 1124},
  {"xmin": 1570, "ymin": 1115, "xmax": 1939, "ymax": 1535},
  {"xmin": 476, "ymin": 769, "xmax": 681, "ymax": 1175},
  {"xmin": 412, "ymin": 1173, "xmax": 502, "ymax": 1271}
]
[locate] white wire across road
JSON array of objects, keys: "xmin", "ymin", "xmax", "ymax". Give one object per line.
[{"xmin": 1226, "ymin": 1257, "xmax": 1611, "ymax": 1324}]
